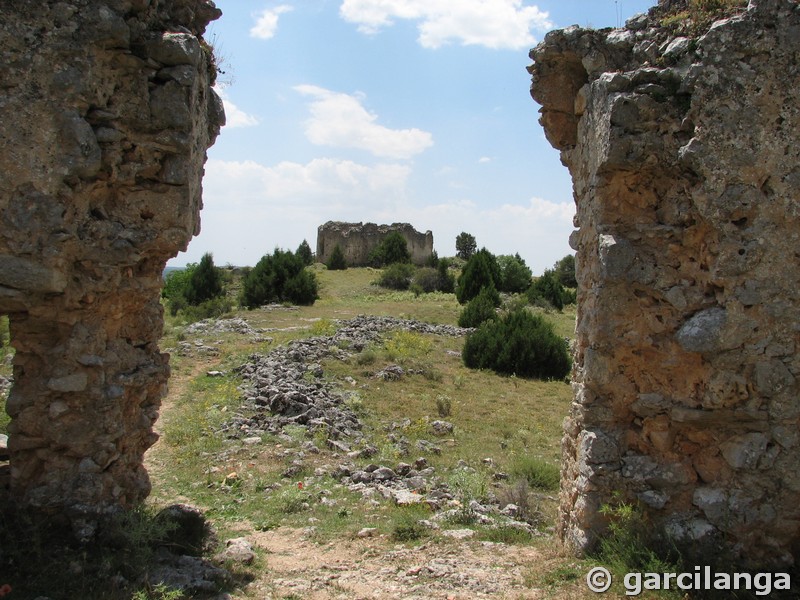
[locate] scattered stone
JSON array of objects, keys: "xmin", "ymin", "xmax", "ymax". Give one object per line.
[
  {"xmin": 431, "ymin": 420, "xmax": 454, "ymax": 435},
  {"xmin": 441, "ymin": 529, "xmax": 476, "ymax": 540},
  {"xmin": 357, "ymin": 527, "xmax": 378, "ymax": 538},
  {"xmin": 185, "ymin": 317, "xmax": 269, "ymax": 341},
  {"xmin": 148, "ymin": 553, "xmax": 230, "ymax": 595},
  {"xmin": 374, "ymin": 364, "xmax": 405, "ymax": 381},
  {"xmin": 500, "ymin": 504, "xmax": 519, "ymax": 518},
  {"xmin": 416, "ymin": 440, "xmax": 442, "ymax": 455},
  {"xmin": 371, "ymin": 467, "xmax": 397, "ymax": 481},
  {"xmin": 215, "ymin": 537, "xmax": 255, "ymax": 565},
  {"xmin": 328, "ymin": 439, "xmax": 352, "ymax": 454},
  {"xmin": 392, "ymin": 489, "xmax": 424, "ymax": 506}
]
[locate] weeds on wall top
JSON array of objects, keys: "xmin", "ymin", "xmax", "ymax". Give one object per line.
[{"xmin": 658, "ymin": 0, "xmax": 749, "ymax": 34}]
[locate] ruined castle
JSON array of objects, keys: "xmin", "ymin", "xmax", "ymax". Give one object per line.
[{"xmin": 316, "ymin": 221, "xmax": 434, "ymax": 266}]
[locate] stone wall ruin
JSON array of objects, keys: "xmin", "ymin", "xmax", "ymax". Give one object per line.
[
  {"xmin": 316, "ymin": 221, "xmax": 435, "ymax": 266},
  {"xmin": 0, "ymin": 0, "xmax": 223, "ymax": 521},
  {"xmin": 530, "ymin": 0, "xmax": 800, "ymax": 567}
]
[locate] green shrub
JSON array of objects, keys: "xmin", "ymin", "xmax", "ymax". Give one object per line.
[
  {"xmin": 425, "ymin": 250, "xmax": 439, "ymax": 267},
  {"xmin": 269, "ymin": 486, "xmax": 311, "ymax": 515},
  {"xmin": 597, "ymin": 502, "xmax": 680, "ymax": 579},
  {"xmin": 497, "ymin": 254, "xmax": 533, "ymax": 294},
  {"xmin": 382, "ymin": 330, "xmax": 433, "ymax": 362},
  {"xmin": 553, "ymin": 254, "xmax": 577, "ymax": 288},
  {"xmin": 326, "ymin": 244, "xmax": 347, "ymax": 270},
  {"xmin": 240, "ymin": 249, "xmax": 318, "ymax": 308},
  {"xmin": 437, "ymin": 258, "xmax": 456, "ymax": 293},
  {"xmin": 479, "ymin": 525, "xmax": 533, "ymax": 544},
  {"xmin": 296, "ymin": 239, "xmax": 314, "ymax": 266},
  {"xmin": 463, "ymin": 308, "xmax": 571, "ymax": 380},
  {"xmin": 391, "ymin": 506, "xmax": 430, "ymax": 541},
  {"xmin": 163, "ymin": 253, "xmax": 227, "ymax": 317},
  {"xmin": 510, "ymin": 455, "xmax": 560, "ymax": 491},
  {"xmin": 184, "ymin": 252, "xmax": 223, "ymax": 305},
  {"xmin": 447, "ymin": 468, "xmax": 489, "ymax": 524},
  {"xmin": 455, "ymin": 231, "xmax": 477, "ymax": 260},
  {"xmin": 131, "ymin": 583, "xmax": 183, "ymax": 600},
  {"xmin": 457, "ymin": 285, "xmax": 500, "ymax": 328},
  {"xmin": 527, "ymin": 269, "xmax": 568, "ymax": 311},
  {"xmin": 181, "ymin": 297, "xmax": 233, "ymax": 323},
  {"xmin": 456, "ymin": 248, "xmax": 501, "ymax": 304},
  {"xmin": 435, "ymin": 394, "xmax": 452, "ymax": 417},
  {"xmin": 411, "ymin": 267, "xmax": 440, "ymax": 293},
  {"xmin": 368, "ymin": 231, "xmax": 410, "ymax": 267},
  {"xmin": 376, "ymin": 262, "xmax": 415, "ymax": 290},
  {"xmin": 163, "ymin": 265, "xmax": 192, "ymax": 298}
]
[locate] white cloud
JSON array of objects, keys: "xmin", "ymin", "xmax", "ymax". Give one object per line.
[
  {"xmin": 203, "ymin": 157, "xmax": 411, "ymax": 206},
  {"xmin": 171, "ymin": 157, "xmax": 412, "ymax": 266},
  {"xmin": 214, "ymin": 87, "xmax": 259, "ymax": 128},
  {"xmin": 478, "ymin": 156, "xmax": 492, "ymax": 163},
  {"xmin": 175, "ymin": 158, "xmax": 574, "ymax": 274},
  {"xmin": 339, "ymin": 0, "xmax": 552, "ymax": 50},
  {"xmin": 294, "ymin": 85, "xmax": 433, "ymax": 159},
  {"xmin": 250, "ymin": 5, "xmax": 293, "ymax": 40}
]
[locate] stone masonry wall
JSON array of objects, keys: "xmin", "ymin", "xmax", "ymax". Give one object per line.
[
  {"xmin": 530, "ymin": 0, "xmax": 800, "ymax": 567},
  {"xmin": 316, "ymin": 221, "xmax": 434, "ymax": 266},
  {"xmin": 0, "ymin": 0, "xmax": 223, "ymax": 521}
]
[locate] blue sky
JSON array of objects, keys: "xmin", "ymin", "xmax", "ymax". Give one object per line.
[{"xmin": 172, "ymin": 0, "xmax": 656, "ymax": 274}]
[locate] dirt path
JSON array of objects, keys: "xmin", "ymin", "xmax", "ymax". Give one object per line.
[{"xmin": 234, "ymin": 525, "xmax": 552, "ymax": 599}]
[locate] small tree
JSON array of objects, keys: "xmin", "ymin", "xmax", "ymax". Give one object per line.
[
  {"xmin": 455, "ymin": 232, "xmax": 477, "ymax": 261},
  {"xmin": 412, "ymin": 267, "xmax": 441, "ymax": 294},
  {"xmin": 184, "ymin": 252, "xmax": 224, "ymax": 305},
  {"xmin": 553, "ymin": 254, "xmax": 577, "ymax": 288},
  {"xmin": 497, "ymin": 254, "xmax": 533, "ymax": 294},
  {"xmin": 456, "ymin": 248, "xmax": 501, "ymax": 304},
  {"xmin": 326, "ymin": 244, "xmax": 347, "ymax": 270},
  {"xmin": 463, "ymin": 308, "xmax": 571, "ymax": 380},
  {"xmin": 457, "ymin": 285, "xmax": 500, "ymax": 328},
  {"xmin": 437, "ymin": 258, "xmax": 456, "ymax": 294},
  {"xmin": 527, "ymin": 269, "xmax": 567, "ymax": 311},
  {"xmin": 296, "ymin": 239, "xmax": 314, "ymax": 266},
  {"xmin": 369, "ymin": 231, "xmax": 410, "ymax": 267},
  {"xmin": 241, "ymin": 249, "xmax": 318, "ymax": 308},
  {"xmin": 376, "ymin": 263, "xmax": 415, "ymax": 290},
  {"xmin": 162, "ymin": 265, "xmax": 194, "ymax": 302}
]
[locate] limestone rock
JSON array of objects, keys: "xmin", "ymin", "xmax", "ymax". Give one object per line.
[
  {"xmin": 214, "ymin": 537, "xmax": 255, "ymax": 565},
  {"xmin": 530, "ymin": 0, "xmax": 800, "ymax": 567},
  {"xmin": 0, "ymin": 0, "xmax": 222, "ymax": 516}
]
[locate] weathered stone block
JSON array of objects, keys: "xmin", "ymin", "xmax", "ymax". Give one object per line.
[
  {"xmin": 146, "ymin": 32, "xmax": 202, "ymax": 67},
  {"xmin": 531, "ymin": 0, "xmax": 800, "ymax": 566},
  {"xmin": 0, "ymin": 0, "xmax": 223, "ymax": 519},
  {"xmin": 0, "ymin": 255, "xmax": 67, "ymax": 293}
]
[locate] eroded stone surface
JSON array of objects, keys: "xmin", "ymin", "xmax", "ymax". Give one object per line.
[
  {"xmin": 0, "ymin": 1, "xmax": 223, "ymax": 516},
  {"xmin": 530, "ymin": 0, "xmax": 800, "ymax": 567}
]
